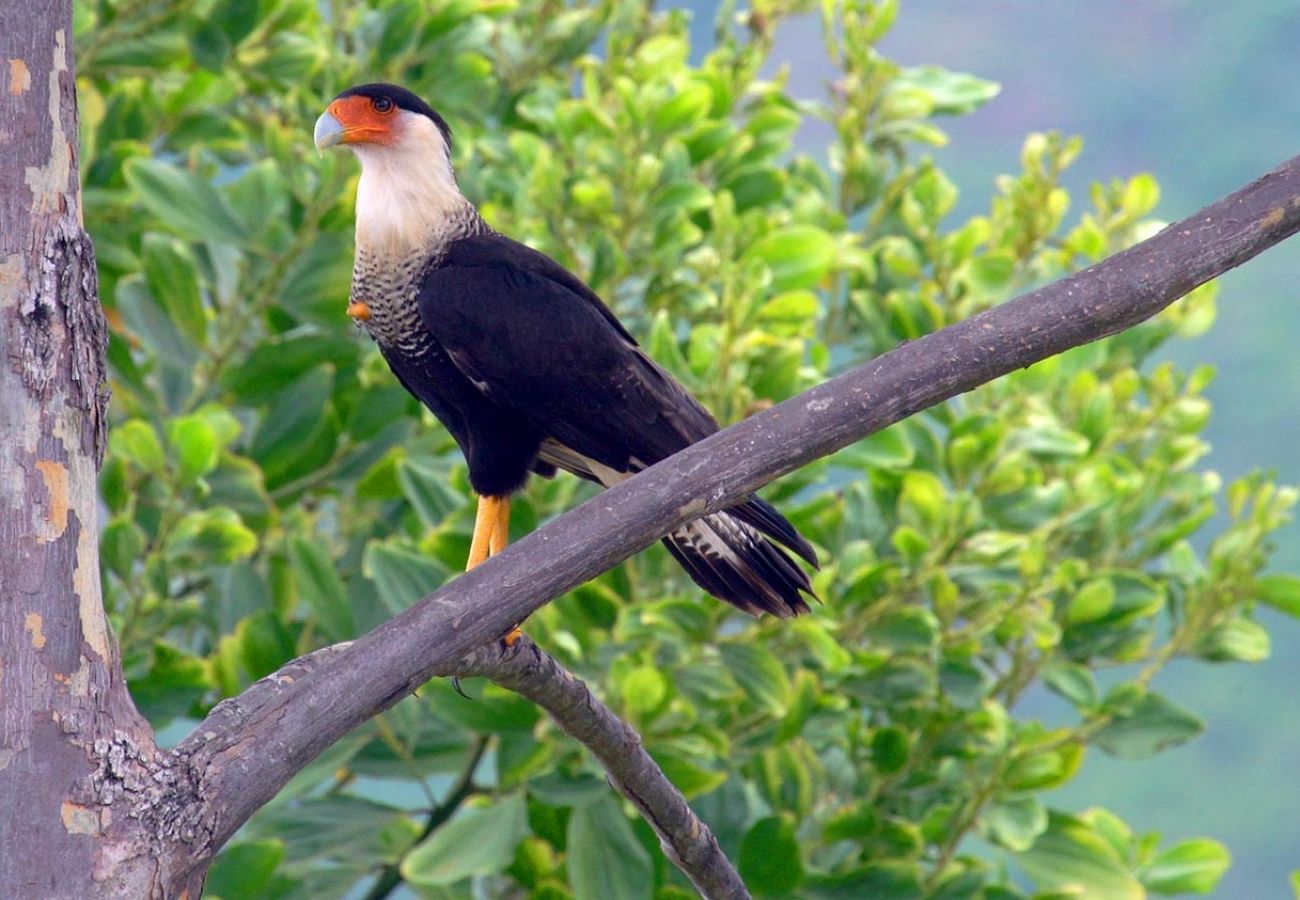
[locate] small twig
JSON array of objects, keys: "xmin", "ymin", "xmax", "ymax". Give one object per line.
[
  {"xmin": 362, "ymin": 735, "xmax": 489, "ymax": 900},
  {"xmin": 443, "ymin": 638, "xmax": 751, "ymax": 900}
]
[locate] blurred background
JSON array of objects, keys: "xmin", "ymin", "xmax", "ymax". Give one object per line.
[
  {"xmin": 683, "ymin": 2, "xmax": 1300, "ymax": 894},
  {"xmin": 70, "ymin": 0, "xmax": 1300, "ymax": 895}
]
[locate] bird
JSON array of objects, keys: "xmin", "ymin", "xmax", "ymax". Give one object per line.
[{"xmin": 314, "ymin": 83, "xmax": 817, "ymax": 626}]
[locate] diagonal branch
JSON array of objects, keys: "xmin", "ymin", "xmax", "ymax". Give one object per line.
[
  {"xmin": 446, "ymin": 639, "xmax": 750, "ymax": 900},
  {"xmin": 176, "ymin": 155, "xmax": 1300, "ymax": 868}
]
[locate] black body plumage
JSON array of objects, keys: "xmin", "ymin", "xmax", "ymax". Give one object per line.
[{"xmin": 336, "ymin": 84, "xmax": 818, "ymax": 616}]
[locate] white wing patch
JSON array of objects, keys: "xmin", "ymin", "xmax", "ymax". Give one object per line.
[{"xmin": 537, "ymin": 439, "xmax": 631, "ymax": 487}]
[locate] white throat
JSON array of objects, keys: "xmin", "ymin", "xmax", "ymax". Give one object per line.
[{"xmin": 351, "ymin": 113, "xmax": 470, "ymax": 258}]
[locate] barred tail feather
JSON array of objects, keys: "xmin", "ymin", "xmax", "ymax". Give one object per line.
[{"xmin": 662, "ymin": 511, "xmax": 815, "ymax": 618}]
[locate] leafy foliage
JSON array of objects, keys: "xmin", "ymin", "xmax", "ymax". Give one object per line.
[{"xmin": 76, "ymin": 0, "xmax": 1294, "ymax": 896}]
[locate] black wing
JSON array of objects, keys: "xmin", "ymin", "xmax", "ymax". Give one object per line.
[
  {"xmin": 417, "ymin": 233, "xmax": 716, "ymax": 474},
  {"xmin": 416, "ymin": 233, "xmax": 818, "ymax": 612}
]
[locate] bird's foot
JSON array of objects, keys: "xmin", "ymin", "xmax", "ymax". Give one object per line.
[
  {"xmin": 346, "ymin": 300, "xmax": 372, "ymax": 321},
  {"xmin": 450, "ymin": 676, "xmax": 471, "ymax": 699},
  {"xmin": 502, "ymin": 626, "xmax": 522, "ymax": 648}
]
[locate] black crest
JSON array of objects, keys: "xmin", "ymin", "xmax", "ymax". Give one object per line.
[{"xmin": 335, "ymin": 83, "xmax": 454, "ymax": 150}]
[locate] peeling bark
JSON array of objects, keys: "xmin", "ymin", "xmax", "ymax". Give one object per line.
[{"xmin": 0, "ymin": 4, "xmax": 199, "ymax": 896}]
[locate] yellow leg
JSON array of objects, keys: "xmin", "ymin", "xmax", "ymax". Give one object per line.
[
  {"xmin": 465, "ymin": 495, "xmax": 522, "ymax": 647},
  {"xmin": 467, "ymin": 494, "xmax": 507, "ymax": 570}
]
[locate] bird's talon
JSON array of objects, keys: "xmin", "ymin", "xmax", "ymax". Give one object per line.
[
  {"xmin": 450, "ymin": 676, "xmax": 470, "ymax": 699},
  {"xmin": 503, "ymin": 626, "xmax": 522, "ymax": 648}
]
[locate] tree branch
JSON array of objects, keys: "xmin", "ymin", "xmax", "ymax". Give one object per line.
[
  {"xmin": 176, "ymin": 155, "xmax": 1300, "ymax": 872},
  {"xmin": 446, "ymin": 639, "xmax": 750, "ymax": 900}
]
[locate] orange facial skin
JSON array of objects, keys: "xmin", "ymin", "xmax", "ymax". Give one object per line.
[{"xmin": 327, "ymin": 95, "xmax": 399, "ymax": 145}]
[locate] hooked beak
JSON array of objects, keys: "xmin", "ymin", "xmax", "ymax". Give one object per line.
[{"xmin": 314, "ymin": 110, "xmax": 345, "ymax": 151}]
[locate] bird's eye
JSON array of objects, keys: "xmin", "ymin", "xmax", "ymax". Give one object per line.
[{"xmin": 372, "ymin": 96, "xmax": 394, "ymax": 114}]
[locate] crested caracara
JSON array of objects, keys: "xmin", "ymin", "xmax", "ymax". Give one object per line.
[{"xmin": 315, "ymin": 83, "xmax": 817, "ymax": 619}]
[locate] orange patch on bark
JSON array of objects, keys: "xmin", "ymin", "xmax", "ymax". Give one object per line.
[
  {"xmin": 25, "ymin": 613, "xmax": 45, "ymax": 649},
  {"xmin": 61, "ymin": 801, "xmax": 99, "ymax": 835},
  {"xmin": 7, "ymin": 59, "xmax": 30, "ymax": 95},
  {"xmin": 35, "ymin": 459, "xmax": 69, "ymax": 538}
]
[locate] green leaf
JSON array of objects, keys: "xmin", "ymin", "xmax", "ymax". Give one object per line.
[
  {"xmin": 123, "ymin": 158, "xmax": 249, "ymax": 245},
  {"xmin": 804, "ymin": 863, "xmax": 922, "ymax": 900},
  {"xmin": 1043, "ymin": 661, "xmax": 1098, "ymax": 709},
  {"xmin": 141, "ymin": 234, "xmax": 206, "ymax": 345},
  {"xmin": 290, "ymin": 537, "xmax": 356, "ymax": 641},
  {"xmin": 115, "ymin": 276, "xmax": 194, "ymax": 367},
  {"xmin": 397, "ymin": 458, "xmax": 463, "ymax": 528},
  {"xmin": 210, "ymin": 0, "xmax": 259, "ymax": 45},
  {"xmin": 871, "ymin": 726, "xmax": 911, "ymax": 774},
  {"xmin": 206, "ymin": 841, "xmax": 284, "ymax": 900},
  {"xmin": 428, "ymin": 680, "xmax": 541, "ymax": 735},
  {"xmin": 167, "ymin": 508, "xmax": 258, "ymax": 564},
  {"xmin": 966, "ymin": 253, "xmax": 1015, "ymax": 293},
  {"xmin": 1066, "ymin": 578, "xmax": 1115, "ymax": 626},
  {"xmin": 1017, "ymin": 812, "xmax": 1144, "ymax": 900},
  {"xmin": 775, "ymin": 668, "xmax": 819, "ymax": 742},
  {"xmin": 248, "ymin": 367, "xmax": 333, "ymax": 485},
  {"xmin": 566, "ymin": 796, "xmax": 653, "ymax": 900},
  {"xmin": 846, "ymin": 657, "xmax": 936, "ymax": 706},
  {"xmin": 757, "ymin": 290, "xmax": 819, "ymax": 325},
  {"xmin": 1123, "ymin": 173, "xmax": 1161, "ymax": 217},
  {"xmin": 249, "ymin": 796, "xmax": 405, "ymax": 863},
  {"xmin": 649, "ymin": 749, "xmax": 727, "ymax": 799},
  {"xmin": 1194, "ymin": 616, "xmax": 1270, "ymax": 662},
  {"xmin": 1256, "ymin": 573, "xmax": 1300, "ymax": 617},
  {"xmin": 167, "ymin": 414, "xmax": 219, "ymax": 484},
  {"xmin": 896, "ymin": 65, "xmax": 1001, "ymax": 114},
  {"xmin": 109, "ymin": 419, "xmax": 166, "ymax": 474},
  {"xmin": 127, "ymin": 642, "xmax": 211, "ymax": 724},
  {"xmin": 839, "ymin": 426, "xmax": 915, "ymax": 470},
  {"xmin": 1142, "ymin": 838, "xmax": 1230, "ymax": 895},
  {"xmin": 652, "ymin": 81, "xmax": 713, "ymax": 132},
  {"xmin": 746, "ymin": 225, "xmax": 837, "ymax": 290},
  {"xmin": 222, "ymin": 335, "xmax": 359, "ymax": 405},
  {"xmin": 402, "ymin": 794, "xmax": 528, "ymax": 886},
  {"xmin": 527, "ymin": 770, "xmax": 609, "ymax": 807},
  {"xmin": 235, "ymin": 610, "xmax": 295, "ymax": 679},
  {"xmin": 101, "ymin": 516, "xmax": 146, "ymax": 579},
  {"xmin": 739, "ymin": 816, "xmax": 803, "ymax": 895},
  {"xmin": 363, "ymin": 540, "xmax": 449, "ymax": 614},
  {"xmin": 981, "ymin": 796, "xmax": 1048, "ymax": 852},
  {"xmin": 647, "ymin": 309, "xmax": 691, "ymax": 378},
  {"xmin": 1013, "ymin": 424, "xmax": 1090, "ymax": 459},
  {"xmin": 189, "ymin": 17, "xmax": 232, "ymax": 71},
  {"xmin": 621, "ymin": 664, "xmax": 668, "ymax": 714},
  {"xmin": 720, "ymin": 643, "xmax": 791, "ymax": 714},
  {"xmin": 1095, "ymin": 691, "xmax": 1204, "ymax": 760}
]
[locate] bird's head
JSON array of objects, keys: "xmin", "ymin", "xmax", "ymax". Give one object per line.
[
  {"xmin": 315, "ymin": 84, "xmax": 466, "ymax": 250},
  {"xmin": 314, "ymin": 83, "xmax": 453, "ymax": 160}
]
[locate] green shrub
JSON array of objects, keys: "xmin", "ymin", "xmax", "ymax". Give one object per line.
[{"xmin": 78, "ymin": 0, "xmax": 1292, "ymax": 896}]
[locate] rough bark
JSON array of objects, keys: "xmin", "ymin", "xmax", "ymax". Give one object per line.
[{"xmin": 0, "ymin": 6, "xmax": 204, "ymax": 897}]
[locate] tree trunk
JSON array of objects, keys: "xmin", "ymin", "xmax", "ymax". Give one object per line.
[{"xmin": 0, "ymin": 4, "xmax": 202, "ymax": 896}]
